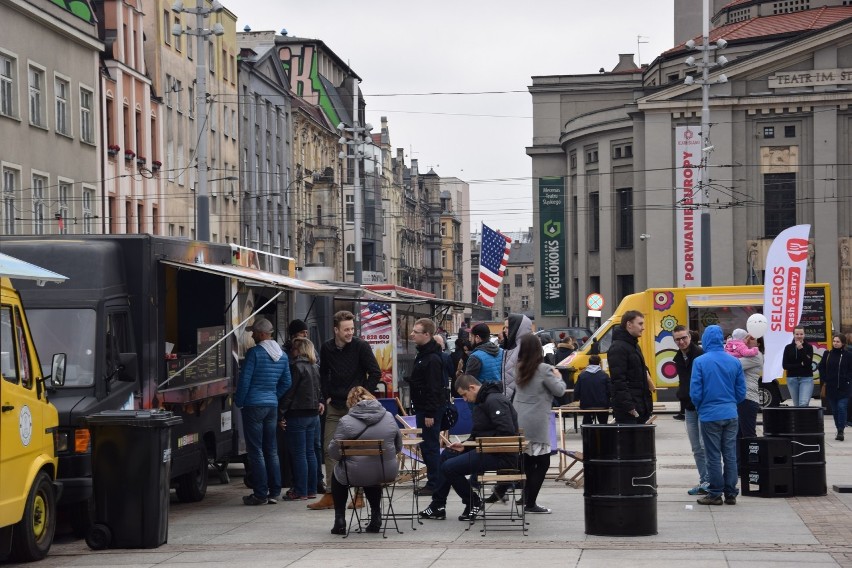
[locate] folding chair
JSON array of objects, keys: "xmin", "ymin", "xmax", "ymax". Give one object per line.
[
  {"xmin": 336, "ymin": 439, "xmax": 402, "ymax": 538},
  {"xmin": 472, "ymin": 436, "xmax": 528, "ymax": 536},
  {"xmin": 393, "ymin": 416, "xmax": 425, "ymax": 530},
  {"xmin": 555, "ymin": 449, "xmax": 584, "ymax": 488}
]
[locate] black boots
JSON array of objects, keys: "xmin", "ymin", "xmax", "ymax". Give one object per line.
[
  {"xmin": 330, "ymin": 515, "xmax": 346, "ymax": 535},
  {"xmin": 365, "ymin": 508, "xmax": 382, "ymax": 533}
]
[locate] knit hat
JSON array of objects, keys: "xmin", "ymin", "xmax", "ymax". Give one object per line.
[
  {"xmin": 471, "ymin": 323, "xmax": 491, "ymax": 342},
  {"xmin": 731, "ymin": 328, "xmax": 748, "ymax": 341},
  {"xmin": 288, "ymin": 319, "xmax": 308, "ymax": 336},
  {"xmin": 247, "ymin": 317, "xmax": 273, "ymax": 334}
]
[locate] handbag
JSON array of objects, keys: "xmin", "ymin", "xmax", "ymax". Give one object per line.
[{"xmin": 441, "ymin": 401, "xmax": 459, "ymax": 430}]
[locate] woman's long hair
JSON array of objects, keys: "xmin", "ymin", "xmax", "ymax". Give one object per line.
[
  {"xmin": 515, "ymin": 334, "xmax": 544, "ymax": 389},
  {"xmin": 291, "ymin": 337, "xmax": 317, "ymax": 364}
]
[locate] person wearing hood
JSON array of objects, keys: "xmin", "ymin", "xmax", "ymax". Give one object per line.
[
  {"xmin": 236, "ymin": 317, "xmax": 293, "ymax": 505},
  {"xmin": 690, "ymin": 325, "xmax": 746, "ymax": 506},
  {"xmin": 818, "ymin": 333, "xmax": 852, "ymax": 441},
  {"xmin": 408, "ymin": 318, "xmax": 449, "ymax": 496},
  {"xmin": 419, "ymin": 375, "xmax": 519, "ymax": 523},
  {"xmin": 327, "ymin": 387, "xmax": 402, "ymax": 535},
  {"xmin": 502, "ymin": 314, "xmax": 533, "ymax": 401},
  {"xmin": 465, "ymin": 323, "xmax": 503, "ymax": 384},
  {"xmin": 608, "ymin": 310, "xmax": 654, "ymax": 424},
  {"xmin": 574, "ymin": 355, "xmax": 610, "ymax": 425}
]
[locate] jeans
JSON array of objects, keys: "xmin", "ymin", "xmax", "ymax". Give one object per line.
[
  {"xmin": 430, "ymin": 449, "xmax": 504, "ymax": 509},
  {"xmin": 701, "ymin": 417, "xmax": 739, "ymax": 498},
  {"xmin": 416, "ymin": 405, "xmax": 445, "ymax": 490},
  {"xmin": 685, "ymin": 409, "xmax": 707, "ymax": 484},
  {"xmin": 828, "ymin": 396, "xmax": 849, "ymax": 433},
  {"xmin": 286, "ymin": 414, "xmax": 320, "ymax": 497},
  {"xmin": 243, "ymin": 406, "xmax": 282, "ymax": 499},
  {"xmin": 787, "ymin": 376, "xmax": 814, "ymax": 407},
  {"xmin": 737, "ymin": 400, "xmax": 760, "ymax": 439}
]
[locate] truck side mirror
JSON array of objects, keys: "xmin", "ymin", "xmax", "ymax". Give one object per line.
[
  {"xmin": 116, "ymin": 352, "xmax": 138, "ymax": 382},
  {"xmin": 51, "ymin": 353, "xmax": 67, "ymax": 387}
]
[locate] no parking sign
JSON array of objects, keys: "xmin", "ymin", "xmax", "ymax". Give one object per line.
[{"xmin": 586, "ymin": 293, "xmax": 604, "ymax": 318}]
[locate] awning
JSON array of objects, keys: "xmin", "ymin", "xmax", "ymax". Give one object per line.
[
  {"xmin": 687, "ymin": 293, "xmax": 763, "ymax": 308},
  {"xmin": 0, "ymin": 253, "xmax": 67, "ymax": 284},
  {"xmin": 160, "ymin": 260, "xmax": 339, "ymax": 294}
]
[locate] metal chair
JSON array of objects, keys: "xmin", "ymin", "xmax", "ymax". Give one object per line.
[
  {"xmin": 472, "ymin": 435, "xmax": 528, "ymax": 535},
  {"xmin": 394, "ymin": 417, "xmax": 425, "ymax": 530},
  {"xmin": 336, "ymin": 439, "xmax": 402, "ymax": 538}
]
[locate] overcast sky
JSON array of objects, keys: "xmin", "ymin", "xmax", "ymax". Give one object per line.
[{"xmin": 226, "ymin": 1, "xmax": 675, "ymax": 234}]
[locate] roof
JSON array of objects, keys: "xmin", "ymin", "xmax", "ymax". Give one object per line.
[
  {"xmin": 665, "ymin": 7, "xmax": 852, "ymax": 54},
  {"xmin": 507, "ymin": 241, "xmax": 535, "ymax": 265}
]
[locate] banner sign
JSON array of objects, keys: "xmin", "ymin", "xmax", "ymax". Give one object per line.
[
  {"xmin": 539, "ymin": 177, "xmax": 566, "ymax": 316},
  {"xmin": 762, "ymin": 224, "xmax": 812, "ymax": 382},
  {"xmin": 675, "ymin": 126, "xmax": 703, "ymax": 287}
]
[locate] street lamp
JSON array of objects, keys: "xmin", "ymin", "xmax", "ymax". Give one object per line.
[
  {"xmin": 338, "ymin": 121, "xmax": 373, "ymax": 284},
  {"xmin": 192, "ymin": 174, "xmax": 237, "ymax": 239},
  {"xmin": 171, "ymin": 0, "xmax": 225, "ymax": 242}
]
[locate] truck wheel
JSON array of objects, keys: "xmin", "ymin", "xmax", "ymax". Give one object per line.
[
  {"xmin": 175, "ymin": 446, "xmax": 208, "ymax": 502},
  {"xmin": 85, "ymin": 523, "xmax": 111, "ymax": 550},
  {"xmin": 68, "ymin": 498, "xmax": 94, "ymax": 539},
  {"xmin": 10, "ymin": 471, "xmax": 56, "ymax": 562}
]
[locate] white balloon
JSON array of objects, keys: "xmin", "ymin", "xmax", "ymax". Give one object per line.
[{"xmin": 747, "ymin": 313, "xmax": 768, "ymax": 339}]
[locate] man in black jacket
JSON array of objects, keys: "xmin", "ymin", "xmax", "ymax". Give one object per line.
[
  {"xmin": 408, "ymin": 318, "xmax": 449, "ymax": 496},
  {"xmin": 609, "ymin": 310, "xmax": 654, "ymax": 424},
  {"xmin": 419, "ymin": 375, "xmax": 518, "ymax": 522},
  {"xmin": 309, "ymin": 310, "xmax": 381, "ymax": 510},
  {"xmin": 673, "ymin": 325, "xmax": 708, "ymax": 495}
]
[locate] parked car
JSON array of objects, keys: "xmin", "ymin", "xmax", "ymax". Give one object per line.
[{"xmin": 536, "ymin": 327, "xmax": 593, "ymax": 348}]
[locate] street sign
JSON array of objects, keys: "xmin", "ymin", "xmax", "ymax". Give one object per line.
[{"xmin": 586, "ymin": 293, "xmax": 604, "ymax": 311}]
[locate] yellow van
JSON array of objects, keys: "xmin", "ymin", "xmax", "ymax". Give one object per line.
[
  {"xmin": 558, "ymin": 284, "xmax": 831, "ymax": 407},
  {"xmin": 0, "ymin": 256, "xmax": 67, "ymax": 562}
]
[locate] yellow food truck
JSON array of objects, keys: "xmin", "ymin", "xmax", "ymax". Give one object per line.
[
  {"xmin": 0, "ymin": 254, "xmax": 67, "ymax": 562},
  {"xmin": 558, "ymin": 284, "xmax": 831, "ymax": 407}
]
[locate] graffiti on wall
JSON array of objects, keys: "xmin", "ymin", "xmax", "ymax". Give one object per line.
[{"xmin": 279, "ymin": 44, "xmax": 342, "ymax": 127}]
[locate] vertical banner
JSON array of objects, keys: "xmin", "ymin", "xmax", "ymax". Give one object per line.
[
  {"xmin": 539, "ymin": 176, "xmax": 566, "ymax": 316},
  {"xmin": 675, "ymin": 126, "xmax": 703, "ymax": 287},
  {"xmin": 762, "ymin": 224, "xmax": 812, "ymax": 382}
]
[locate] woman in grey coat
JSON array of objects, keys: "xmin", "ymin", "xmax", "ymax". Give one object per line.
[
  {"xmin": 327, "ymin": 387, "xmax": 402, "ymax": 534},
  {"xmin": 513, "ymin": 334, "xmax": 566, "ymax": 514}
]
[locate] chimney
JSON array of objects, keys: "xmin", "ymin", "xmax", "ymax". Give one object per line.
[{"xmin": 611, "ymin": 54, "xmax": 639, "ymax": 72}]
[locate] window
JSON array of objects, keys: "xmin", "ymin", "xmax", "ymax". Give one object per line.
[
  {"xmin": 316, "ymin": 204, "xmax": 322, "ymax": 225},
  {"xmin": 187, "ymin": 86, "xmax": 194, "ymax": 118},
  {"xmin": 1, "ymin": 53, "xmax": 16, "ymax": 117},
  {"xmin": 764, "ymin": 173, "xmax": 796, "ymax": 238},
  {"xmin": 14, "ymin": 307, "xmax": 32, "ymax": 388},
  {"xmin": 163, "ymin": 10, "xmax": 171, "ymax": 46},
  {"xmin": 616, "ymin": 188, "xmax": 633, "ymax": 248},
  {"xmin": 527, "ymin": 274, "xmax": 534, "ymax": 287},
  {"xmin": 617, "ymin": 274, "xmax": 634, "ymax": 302},
  {"xmin": 588, "ymin": 191, "xmax": 599, "ymax": 251},
  {"xmin": 169, "ymin": 223, "xmax": 175, "ymax": 236},
  {"xmin": 346, "ymin": 244, "xmax": 355, "ymax": 274},
  {"xmin": 763, "ymin": 126, "xmax": 775, "ymax": 139},
  {"xmin": 28, "ymin": 65, "xmax": 44, "ymax": 127},
  {"xmin": 174, "ymin": 80, "xmax": 182, "ymax": 112},
  {"xmin": 222, "ymin": 104, "xmax": 228, "ymax": 137},
  {"xmin": 80, "ymin": 187, "xmax": 92, "ymax": 234},
  {"xmin": 441, "ymin": 249, "xmax": 447, "ymax": 268},
  {"xmin": 515, "ymin": 274, "xmax": 522, "ymax": 288},
  {"xmin": 208, "ymin": 43, "xmax": 215, "ymax": 75},
  {"xmin": 32, "ymin": 174, "xmax": 46, "ymax": 235},
  {"xmin": 345, "ymin": 194, "xmax": 354, "ymax": 223},
  {"xmin": 585, "ymin": 147, "xmax": 598, "ymax": 164},
  {"xmin": 186, "ymin": 24, "xmax": 193, "ymax": 59},
  {"xmin": 80, "ymin": 87, "xmax": 93, "ymax": 143},
  {"xmin": 164, "ymin": 74, "xmax": 172, "ymax": 107},
  {"xmin": 55, "ymin": 76, "xmax": 69, "ymax": 135},
  {"xmin": 589, "ymin": 276, "xmax": 600, "ymax": 295},
  {"xmin": 58, "ymin": 182, "xmax": 69, "ymax": 234},
  {"xmin": 3, "ymin": 167, "xmax": 17, "ymax": 235},
  {"xmin": 1, "ymin": 306, "xmax": 20, "ymax": 384},
  {"xmin": 503, "ymin": 283, "xmax": 510, "ymax": 298},
  {"xmin": 569, "ymin": 152, "xmax": 577, "ymax": 170},
  {"xmin": 521, "ymin": 296, "xmax": 529, "ymax": 309},
  {"xmin": 440, "ymin": 222, "xmax": 447, "ymax": 236},
  {"xmin": 785, "ymin": 125, "xmax": 796, "ymax": 138}
]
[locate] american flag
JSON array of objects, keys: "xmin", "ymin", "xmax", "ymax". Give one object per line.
[
  {"xmin": 360, "ymin": 302, "xmax": 391, "ymax": 336},
  {"xmin": 477, "ymin": 223, "xmax": 512, "ymax": 307}
]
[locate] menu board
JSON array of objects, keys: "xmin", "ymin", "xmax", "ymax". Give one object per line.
[
  {"xmin": 166, "ymin": 325, "xmax": 226, "ymax": 387},
  {"xmin": 800, "ymin": 287, "xmax": 827, "ymax": 344}
]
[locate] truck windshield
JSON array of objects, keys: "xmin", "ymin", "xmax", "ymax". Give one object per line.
[{"xmin": 27, "ymin": 308, "xmax": 97, "ymax": 387}]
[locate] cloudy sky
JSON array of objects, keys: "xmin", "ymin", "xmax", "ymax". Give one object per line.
[{"xmin": 226, "ymin": 1, "xmax": 675, "ymax": 234}]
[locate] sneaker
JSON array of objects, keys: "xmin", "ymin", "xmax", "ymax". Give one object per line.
[
  {"xmin": 696, "ymin": 494, "xmax": 723, "ymax": 506},
  {"xmin": 267, "ymin": 496, "xmax": 278, "ymax": 504},
  {"xmin": 282, "ymin": 490, "xmax": 307, "ymax": 501},
  {"xmin": 673, "ymin": 413, "xmax": 685, "ymax": 421},
  {"xmin": 458, "ymin": 502, "xmax": 482, "ymax": 521},
  {"xmin": 485, "ymin": 491, "xmax": 507, "ymax": 504},
  {"xmin": 724, "ymin": 495, "xmax": 737, "ymax": 505},
  {"xmin": 687, "ymin": 482, "xmax": 710, "ymax": 496},
  {"xmin": 242, "ymin": 494, "xmax": 267, "ymax": 506},
  {"xmin": 418, "ymin": 505, "xmax": 446, "ymax": 520},
  {"xmin": 524, "ymin": 504, "xmax": 552, "ymax": 514}
]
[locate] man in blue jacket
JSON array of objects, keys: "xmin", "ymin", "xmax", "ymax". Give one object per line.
[
  {"xmin": 236, "ymin": 317, "xmax": 292, "ymax": 505},
  {"xmin": 690, "ymin": 325, "xmax": 746, "ymax": 506}
]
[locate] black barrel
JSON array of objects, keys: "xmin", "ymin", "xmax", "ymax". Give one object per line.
[
  {"xmin": 582, "ymin": 424, "xmax": 657, "ymax": 536},
  {"xmin": 763, "ymin": 407, "xmax": 824, "ymax": 434}
]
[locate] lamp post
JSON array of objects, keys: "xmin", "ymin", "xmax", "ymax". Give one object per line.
[
  {"xmin": 171, "ymin": 0, "xmax": 224, "ymax": 242},
  {"xmin": 338, "ymin": 120, "xmax": 373, "ymax": 284},
  {"xmin": 193, "ymin": 174, "xmax": 237, "ymax": 238}
]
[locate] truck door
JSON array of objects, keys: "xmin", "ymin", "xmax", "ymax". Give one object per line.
[
  {"xmin": 0, "ymin": 305, "xmax": 44, "ymax": 526},
  {"xmin": 103, "ymin": 309, "xmax": 134, "ymax": 407}
]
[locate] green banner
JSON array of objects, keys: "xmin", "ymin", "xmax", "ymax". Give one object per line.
[{"xmin": 539, "ymin": 177, "xmax": 566, "ymax": 316}]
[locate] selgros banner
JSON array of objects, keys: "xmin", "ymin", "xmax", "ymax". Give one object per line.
[
  {"xmin": 762, "ymin": 224, "xmax": 812, "ymax": 382},
  {"xmin": 675, "ymin": 126, "xmax": 702, "ymax": 287},
  {"xmin": 539, "ymin": 177, "xmax": 566, "ymax": 316}
]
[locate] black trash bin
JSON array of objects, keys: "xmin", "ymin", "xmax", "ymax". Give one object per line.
[
  {"xmin": 83, "ymin": 410, "xmax": 183, "ymax": 549},
  {"xmin": 582, "ymin": 424, "xmax": 657, "ymax": 536}
]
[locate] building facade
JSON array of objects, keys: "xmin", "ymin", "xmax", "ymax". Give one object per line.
[
  {"xmin": 0, "ymin": 0, "xmax": 103, "ymax": 236},
  {"xmin": 529, "ymin": 2, "xmax": 852, "ymax": 330}
]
